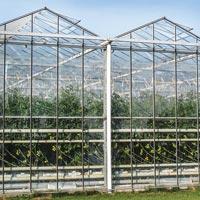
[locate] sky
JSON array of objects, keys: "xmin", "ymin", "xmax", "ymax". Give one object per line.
[{"xmin": 0, "ymin": 0, "xmax": 199, "ymax": 37}]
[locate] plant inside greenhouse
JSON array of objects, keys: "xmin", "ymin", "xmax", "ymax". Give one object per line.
[
  {"xmin": 0, "ymin": 7, "xmax": 200, "ymax": 195},
  {"xmin": 1, "ymin": 88, "xmax": 198, "ymax": 166}
]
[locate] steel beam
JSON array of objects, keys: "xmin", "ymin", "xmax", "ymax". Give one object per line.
[
  {"xmin": 1, "ymin": 31, "xmax": 200, "ymax": 47},
  {"xmin": 106, "ymin": 43, "xmax": 112, "ymax": 192}
]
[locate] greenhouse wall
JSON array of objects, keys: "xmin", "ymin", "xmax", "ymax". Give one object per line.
[{"xmin": 0, "ymin": 7, "xmax": 200, "ymax": 194}]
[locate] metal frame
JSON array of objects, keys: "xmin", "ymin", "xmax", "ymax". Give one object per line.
[
  {"xmin": 1, "ymin": 31, "xmax": 200, "ymax": 47},
  {"xmin": 0, "ymin": 8, "xmax": 200, "ymax": 194},
  {"xmin": 106, "ymin": 43, "xmax": 112, "ymax": 192}
]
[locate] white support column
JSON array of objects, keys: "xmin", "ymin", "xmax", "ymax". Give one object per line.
[{"xmin": 106, "ymin": 43, "xmax": 112, "ymax": 192}]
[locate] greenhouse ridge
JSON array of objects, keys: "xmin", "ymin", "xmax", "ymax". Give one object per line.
[{"xmin": 0, "ymin": 7, "xmax": 200, "ymax": 195}]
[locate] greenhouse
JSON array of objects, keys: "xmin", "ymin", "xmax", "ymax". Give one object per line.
[{"xmin": 0, "ymin": 7, "xmax": 200, "ymax": 194}]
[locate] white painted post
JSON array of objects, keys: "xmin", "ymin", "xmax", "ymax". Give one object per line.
[{"xmin": 106, "ymin": 43, "xmax": 112, "ymax": 192}]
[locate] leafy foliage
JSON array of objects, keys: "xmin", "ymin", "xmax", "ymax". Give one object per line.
[{"xmin": 1, "ymin": 87, "xmax": 198, "ymax": 167}]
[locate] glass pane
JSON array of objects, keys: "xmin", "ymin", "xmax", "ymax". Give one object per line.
[
  {"xmin": 4, "ymin": 44, "xmax": 31, "ymax": 192},
  {"xmin": 31, "ymin": 45, "xmax": 57, "ymax": 191}
]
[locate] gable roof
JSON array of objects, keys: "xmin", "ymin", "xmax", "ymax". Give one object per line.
[
  {"xmin": 0, "ymin": 7, "xmax": 98, "ymax": 37},
  {"xmin": 115, "ymin": 16, "xmax": 200, "ymax": 42}
]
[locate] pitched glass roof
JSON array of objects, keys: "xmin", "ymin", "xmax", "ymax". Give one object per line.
[{"xmin": 0, "ymin": 8, "xmax": 199, "ymax": 98}]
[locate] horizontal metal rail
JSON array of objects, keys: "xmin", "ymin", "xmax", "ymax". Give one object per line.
[
  {"xmin": 0, "ymin": 128, "xmax": 198, "ymax": 133},
  {"xmin": 0, "ymin": 128, "xmax": 199, "ymax": 134},
  {"xmin": 0, "ymin": 170, "xmax": 199, "ymax": 183},
  {"xmin": 0, "ymin": 40, "xmax": 199, "ymax": 55},
  {"xmin": 0, "ymin": 116, "xmax": 198, "ymax": 119},
  {"xmin": 112, "ymin": 128, "xmax": 200, "ymax": 133},
  {"xmin": 0, "ymin": 129, "xmax": 104, "ymax": 133},
  {"xmin": 1, "ymin": 31, "xmax": 200, "ymax": 47},
  {"xmin": 112, "ymin": 116, "xmax": 198, "ymax": 119},
  {"xmin": 0, "ymin": 31, "xmax": 104, "ymax": 41},
  {"xmin": 1, "ymin": 139, "xmax": 104, "ymax": 143},
  {"xmin": 0, "ymin": 116, "xmax": 104, "ymax": 119},
  {"xmin": 0, "ymin": 174, "xmax": 104, "ymax": 182},
  {"xmin": 0, "ymin": 40, "xmax": 101, "ymax": 49},
  {"xmin": 1, "ymin": 138, "xmax": 199, "ymax": 143},
  {"xmin": 0, "ymin": 163, "xmax": 198, "ymax": 172}
]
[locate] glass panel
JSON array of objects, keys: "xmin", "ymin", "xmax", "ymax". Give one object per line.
[
  {"xmin": 112, "ymin": 48, "xmax": 131, "ymax": 189},
  {"xmin": 132, "ymin": 119, "xmax": 154, "ymax": 187},
  {"xmin": 154, "ymin": 52, "xmax": 177, "ymax": 186},
  {"xmin": 4, "ymin": 44, "xmax": 31, "ymax": 192},
  {"xmin": 177, "ymin": 53, "xmax": 198, "ymax": 186},
  {"xmin": 177, "ymin": 53, "xmax": 197, "ymax": 117},
  {"xmin": 83, "ymin": 43, "xmax": 104, "ymax": 191},
  {"xmin": 58, "ymin": 46, "xmax": 82, "ymax": 191},
  {"xmin": 31, "ymin": 44, "xmax": 57, "ymax": 191},
  {"xmin": 132, "ymin": 52, "xmax": 153, "ymax": 117}
]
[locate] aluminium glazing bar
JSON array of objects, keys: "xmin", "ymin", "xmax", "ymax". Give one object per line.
[
  {"xmin": 196, "ymin": 40, "xmax": 200, "ymax": 183},
  {"xmin": 29, "ymin": 13, "xmax": 33, "ymax": 192},
  {"xmin": 152, "ymin": 24, "xmax": 156, "ymax": 187},
  {"xmin": 56, "ymin": 15, "xmax": 59, "ymax": 192},
  {"xmin": 2, "ymin": 24, "xmax": 6, "ymax": 194},
  {"xmin": 129, "ymin": 33, "xmax": 133, "ymax": 191},
  {"xmin": 103, "ymin": 45, "xmax": 108, "ymax": 190},
  {"xmin": 81, "ymin": 30, "xmax": 85, "ymax": 190},
  {"xmin": 174, "ymin": 25, "xmax": 179, "ymax": 187}
]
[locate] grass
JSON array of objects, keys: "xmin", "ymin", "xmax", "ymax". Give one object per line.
[{"xmin": 3, "ymin": 188, "xmax": 200, "ymax": 200}]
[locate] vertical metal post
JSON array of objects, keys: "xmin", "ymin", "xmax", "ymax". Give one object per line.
[
  {"xmin": 196, "ymin": 40, "xmax": 200, "ymax": 183},
  {"xmin": 152, "ymin": 24, "xmax": 156, "ymax": 187},
  {"xmin": 129, "ymin": 33, "xmax": 133, "ymax": 191},
  {"xmin": 103, "ymin": 48, "xmax": 107, "ymax": 189},
  {"xmin": 2, "ymin": 24, "xmax": 6, "ymax": 194},
  {"xmin": 56, "ymin": 16, "xmax": 60, "ymax": 192},
  {"xmin": 81, "ymin": 30, "xmax": 85, "ymax": 191},
  {"xmin": 30, "ymin": 14, "xmax": 33, "ymax": 192},
  {"xmin": 106, "ymin": 42, "xmax": 112, "ymax": 192},
  {"xmin": 174, "ymin": 25, "xmax": 179, "ymax": 187}
]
